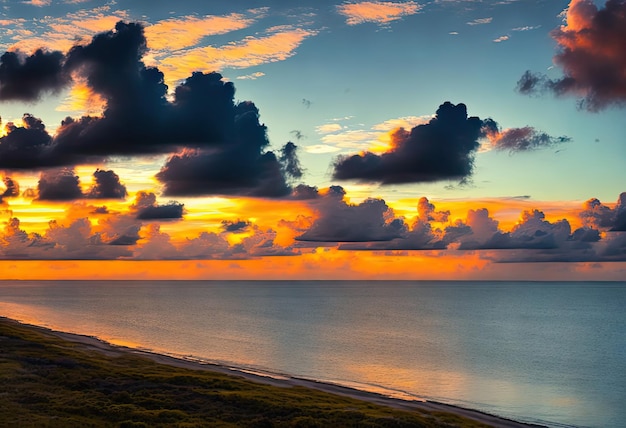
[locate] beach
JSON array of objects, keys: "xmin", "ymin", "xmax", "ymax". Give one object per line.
[{"xmin": 1, "ymin": 316, "xmax": 544, "ymax": 428}]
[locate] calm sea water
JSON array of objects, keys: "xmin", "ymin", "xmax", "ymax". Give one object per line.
[{"xmin": 0, "ymin": 280, "xmax": 624, "ymax": 428}]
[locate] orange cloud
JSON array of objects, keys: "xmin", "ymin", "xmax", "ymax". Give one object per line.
[
  {"xmin": 159, "ymin": 28, "xmax": 318, "ymax": 84},
  {"xmin": 389, "ymin": 197, "xmax": 585, "ymax": 231},
  {"xmin": 145, "ymin": 13, "xmax": 258, "ymax": 52},
  {"xmin": 24, "ymin": 0, "xmax": 50, "ymax": 6},
  {"xmin": 57, "ymin": 78, "xmax": 107, "ymax": 115},
  {"xmin": 337, "ymin": 1, "xmax": 422, "ymax": 26}
]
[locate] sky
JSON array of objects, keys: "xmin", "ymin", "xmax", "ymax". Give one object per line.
[{"xmin": 0, "ymin": 0, "xmax": 624, "ymax": 280}]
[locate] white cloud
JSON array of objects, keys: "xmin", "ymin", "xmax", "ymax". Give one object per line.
[
  {"xmin": 467, "ymin": 17, "xmax": 493, "ymax": 25},
  {"xmin": 304, "ymin": 144, "xmax": 342, "ymax": 154},
  {"xmin": 316, "ymin": 123, "xmax": 343, "ymax": 134},
  {"xmin": 236, "ymin": 72, "xmax": 266, "ymax": 80}
]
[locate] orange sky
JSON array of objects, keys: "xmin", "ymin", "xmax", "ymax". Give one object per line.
[{"xmin": 2, "ymin": 189, "xmax": 625, "ymax": 281}]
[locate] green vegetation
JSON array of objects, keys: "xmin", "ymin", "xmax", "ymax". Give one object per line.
[{"xmin": 0, "ymin": 318, "xmax": 490, "ymax": 427}]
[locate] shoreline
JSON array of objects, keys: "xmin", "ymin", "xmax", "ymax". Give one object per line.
[{"xmin": 2, "ymin": 316, "xmax": 547, "ymax": 428}]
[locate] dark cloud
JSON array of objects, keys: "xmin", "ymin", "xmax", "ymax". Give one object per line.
[
  {"xmin": 579, "ymin": 192, "xmax": 626, "ymax": 231},
  {"xmin": 290, "ymin": 130, "xmax": 305, "ymax": 140},
  {"xmin": 86, "ymin": 169, "xmax": 127, "ymax": 199},
  {"xmin": 131, "ymin": 191, "xmax": 184, "ymax": 220},
  {"xmin": 136, "ymin": 203, "xmax": 184, "ymax": 220},
  {"xmin": 580, "ymin": 197, "xmax": 615, "ymax": 229},
  {"xmin": 0, "ymin": 22, "xmax": 301, "ymax": 198},
  {"xmin": 53, "ymin": 21, "xmax": 171, "ymax": 157},
  {"xmin": 417, "ymin": 197, "xmax": 449, "ymax": 222},
  {"xmin": 1, "ymin": 177, "xmax": 19, "ymax": 197},
  {"xmin": 482, "ymin": 119, "xmax": 571, "ymax": 152},
  {"xmin": 290, "ymin": 184, "xmax": 321, "ymax": 200},
  {"xmin": 517, "ymin": 0, "xmax": 626, "ymax": 111},
  {"xmin": 507, "ymin": 210, "xmax": 571, "ymax": 249},
  {"xmin": 169, "ymin": 70, "xmax": 236, "ymax": 145},
  {"xmin": 454, "ymin": 208, "xmax": 508, "ymax": 250},
  {"xmin": 221, "ymin": 220, "xmax": 251, "ymax": 233},
  {"xmin": 0, "ymin": 49, "xmax": 70, "ymax": 102},
  {"xmin": 280, "ymin": 141, "xmax": 304, "ymax": 180},
  {"xmin": 297, "ymin": 187, "xmax": 407, "ymax": 242},
  {"xmin": 92, "ymin": 206, "xmax": 109, "ymax": 214},
  {"xmin": 0, "ymin": 114, "xmax": 73, "ymax": 169},
  {"xmin": 516, "ymin": 70, "xmax": 544, "ymax": 95},
  {"xmin": 611, "ymin": 192, "xmax": 626, "ymax": 232},
  {"xmin": 154, "ymin": 74, "xmax": 302, "ymax": 197},
  {"xmin": 156, "ymin": 142, "xmax": 298, "ymax": 198},
  {"xmin": 332, "ymin": 102, "xmax": 484, "ymax": 184},
  {"xmin": 37, "ymin": 168, "xmax": 83, "ymax": 201}
]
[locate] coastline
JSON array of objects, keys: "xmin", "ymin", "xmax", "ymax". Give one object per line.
[{"xmin": 2, "ymin": 316, "xmax": 546, "ymax": 428}]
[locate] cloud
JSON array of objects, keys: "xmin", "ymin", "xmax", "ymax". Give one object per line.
[
  {"xmin": 417, "ymin": 196, "xmax": 449, "ymax": 222},
  {"xmin": 236, "ymin": 72, "xmax": 265, "ymax": 80},
  {"xmin": 332, "ymin": 102, "xmax": 485, "ymax": 184},
  {"xmin": 467, "ymin": 17, "xmax": 493, "ymax": 25},
  {"xmin": 297, "ymin": 186, "xmax": 407, "ymax": 242},
  {"xmin": 98, "ymin": 214, "xmax": 141, "ymax": 246},
  {"xmin": 1, "ymin": 7, "xmax": 307, "ymax": 95},
  {"xmin": 493, "ymin": 35, "xmax": 509, "ymax": 43},
  {"xmin": 159, "ymin": 28, "xmax": 318, "ymax": 84},
  {"xmin": 221, "ymin": 220, "xmax": 251, "ymax": 233},
  {"xmin": 5, "ymin": 7, "xmax": 130, "ymax": 54},
  {"xmin": 0, "ymin": 49, "xmax": 70, "ymax": 102},
  {"xmin": 0, "ymin": 22, "xmax": 302, "ymax": 197},
  {"xmin": 337, "ymin": 1, "xmax": 422, "ymax": 26},
  {"xmin": 481, "ymin": 121, "xmax": 572, "ymax": 152},
  {"xmin": 0, "ymin": 114, "xmax": 63, "ymax": 168},
  {"xmin": 144, "ymin": 13, "xmax": 258, "ymax": 52},
  {"xmin": 304, "ymin": 144, "xmax": 342, "ymax": 154},
  {"xmin": 298, "ymin": 193, "xmax": 626, "ymax": 261},
  {"xmin": 179, "ymin": 232, "xmax": 231, "ymax": 259},
  {"xmin": 156, "ymin": 130, "xmax": 302, "ymax": 197},
  {"xmin": 131, "ymin": 191, "xmax": 184, "ymax": 220},
  {"xmin": 579, "ymin": 192, "xmax": 626, "ymax": 232},
  {"xmin": 612, "ymin": 193, "xmax": 626, "ymax": 232},
  {"xmin": 512, "ymin": 25, "xmax": 540, "ymax": 32},
  {"xmin": 133, "ymin": 224, "xmax": 178, "ymax": 259},
  {"xmin": 86, "ymin": 169, "xmax": 127, "ymax": 199},
  {"xmin": 1, "ymin": 177, "xmax": 19, "ymax": 198},
  {"xmin": 280, "ymin": 141, "xmax": 304, "ymax": 180},
  {"xmin": 517, "ymin": 0, "xmax": 626, "ymax": 111},
  {"xmin": 290, "ymin": 184, "xmax": 322, "ymax": 200},
  {"xmin": 37, "ymin": 168, "xmax": 82, "ymax": 201},
  {"xmin": 23, "ymin": 0, "xmax": 51, "ymax": 6},
  {"xmin": 316, "ymin": 123, "xmax": 343, "ymax": 134},
  {"xmin": 509, "ymin": 209, "xmax": 571, "ymax": 249}
]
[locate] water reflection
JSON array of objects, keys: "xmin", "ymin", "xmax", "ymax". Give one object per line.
[{"xmin": 1, "ymin": 280, "xmax": 624, "ymax": 428}]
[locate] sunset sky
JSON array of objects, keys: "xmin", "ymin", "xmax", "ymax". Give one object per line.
[{"xmin": 0, "ymin": 0, "xmax": 624, "ymax": 280}]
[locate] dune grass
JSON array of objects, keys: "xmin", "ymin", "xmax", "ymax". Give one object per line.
[{"xmin": 0, "ymin": 318, "xmax": 491, "ymax": 427}]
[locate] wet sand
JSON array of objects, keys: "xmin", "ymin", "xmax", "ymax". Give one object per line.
[{"xmin": 11, "ymin": 318, "xmax": 546, "ymax": 428}]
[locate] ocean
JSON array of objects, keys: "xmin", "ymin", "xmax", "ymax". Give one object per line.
[{"xmin": 0, "ymin": 280, "xmax": 624, "ymax": 428}]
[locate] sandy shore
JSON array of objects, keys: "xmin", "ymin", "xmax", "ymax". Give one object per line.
[{"xmin": 12, "ymin": 318, "xmax": 546, "ymax": 428}]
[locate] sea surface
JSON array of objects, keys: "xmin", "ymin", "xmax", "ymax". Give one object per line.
[{"xmin": 0, "ymin": 280, "xmax": 624, "ymax": 428}]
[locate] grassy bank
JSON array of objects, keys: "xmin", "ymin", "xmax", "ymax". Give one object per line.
[{"xmin": 0, "ymin": 317, "xmax": 491, "ymax": 427}]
